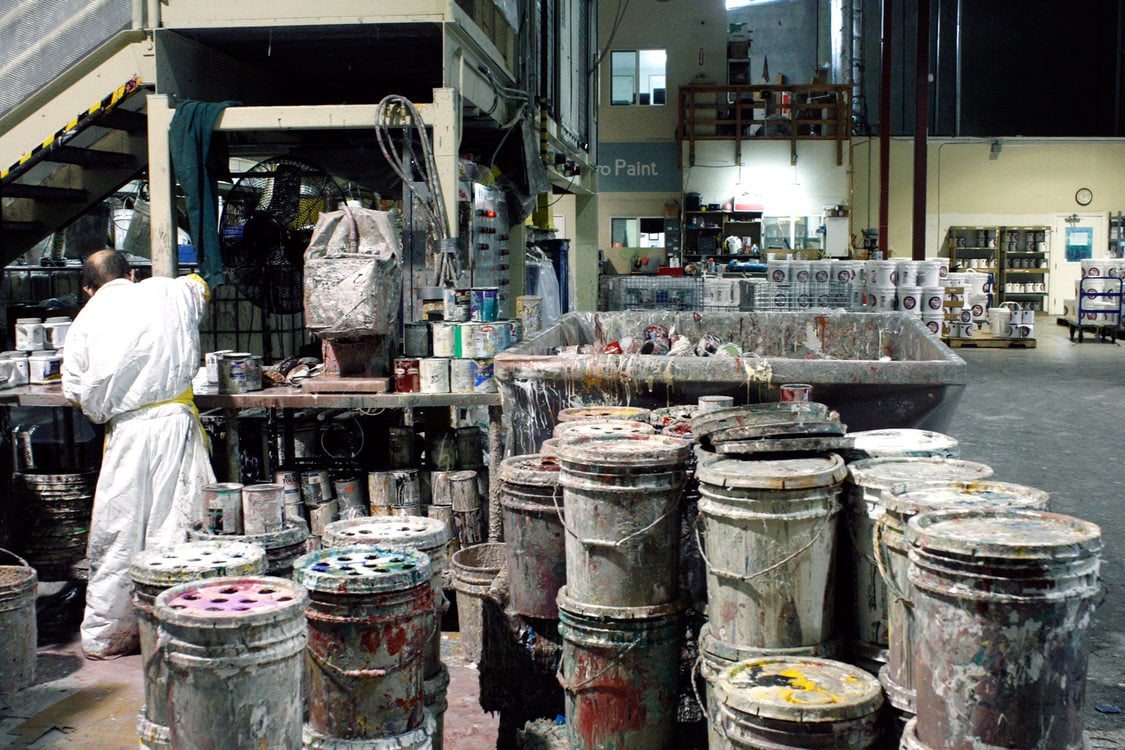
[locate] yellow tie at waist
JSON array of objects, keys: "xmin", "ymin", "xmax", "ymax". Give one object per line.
[{"xmin": 138, "ymin": 386, "xmax": 209, "ymax": 451}]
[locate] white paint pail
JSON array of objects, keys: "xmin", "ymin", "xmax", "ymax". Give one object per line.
[
  {"xmin": 896, "ymin": 286, "xmax": 922, "ymax": 315},
  {"xmin": 767, "ymin": 259, "xmax": 791, "ymax": 283},
  {"xmin": 896, "ymin": 260, "xmax": 918, "ymax": 287},
  {"xmin": 916, "ymin": 261, "xmax": 941, "ymax": 286},
  {"xmin": 988, "ymin": 307, "xmax": 1010, "ymax": 336},
  {"xmin": 921, "ymin": 286, "xmax": 944, "ymax": 312}
]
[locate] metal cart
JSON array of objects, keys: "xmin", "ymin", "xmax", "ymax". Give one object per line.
[{"xmin": 1068, "ymin": 276, "xmax": 1124, "ymax": 343}]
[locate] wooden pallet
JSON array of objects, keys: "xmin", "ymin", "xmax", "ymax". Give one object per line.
[{"xmin": 942, "ymin": 335, "xmax": 1037, "ymax": 349}]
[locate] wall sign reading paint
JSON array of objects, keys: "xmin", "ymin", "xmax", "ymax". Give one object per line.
[{"xmin": 597, "ymin": 141, "xmax": 679, "ymax": 192}]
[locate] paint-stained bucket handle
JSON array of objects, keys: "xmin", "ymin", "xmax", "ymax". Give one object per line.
[
  {"xmin": 557, "ymin": 634, "xmax": 643, "ymax": 692},
  {"xmin": 306, "ymin": 645, "xmax": 396, "ymax": 680},
  {"xmin": 873, "ymin": 515, "xmax": 911, "ymax": 604},
  {"xmin": 550, "ymin": 484, "xmax": 678, "ymax": 549},
  {"xmin": 693, "ymin": 506, "xmax": 839, "ymax": 583},
  {"xmin": 306, "ymin": 603, "xmax": 442, "ymax": 644},
  {"xmin": 844, "ymin": 509, "xmax": 882, "ymax": 569},
  {"xmin": 0, "ymin": 547, "xmax": 31, "ymax": 569},
  {"xmin": 690, "ymin": 653, "xmax": 714, "ymax": 731}
]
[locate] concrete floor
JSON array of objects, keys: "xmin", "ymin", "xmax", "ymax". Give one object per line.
[{"xmin": 0, "ymin": 319, "xmax": 1122, "ymax": 748}]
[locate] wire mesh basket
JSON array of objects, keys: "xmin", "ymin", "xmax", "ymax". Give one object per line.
[{"xmin": 600, "ymin": 276, "xmax": 704, "ymax": 311}]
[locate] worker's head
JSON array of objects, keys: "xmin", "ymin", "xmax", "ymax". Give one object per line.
[{"xmin": 81, "ymin": 249, "xmax": 134, "ymax": 296}]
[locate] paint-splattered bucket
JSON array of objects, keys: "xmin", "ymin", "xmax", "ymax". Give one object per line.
[
  {"xmin": 11, "ymin": 471, "xmax": 96, "ymax": 580},
  {"xmin": 423, "ymin": 663, "xmax": 450, "ymax": 750},
  {"xmin": 499, "ymin": 454, "xmax": 565, "ymax": 619},
  {"xmin": 557, "ymin": 588, "xmax": 684, "ymax": 750},
  {"xmin": 241, "ymin": 483, "xmax": 285, "ymax": 535},
  {"xmin": 556, "ymin": 405, "xmax": 652, "ymax": 423},
  {"xmin": 155, "ymin": 577, "xmax": 308, "ymax": 749},
  {"xmin": 841, "ymin": 458, "xmax": 994, "ymax": 672},
  {"xmin": 293, "ymin": 546, "xmax": 435, "ymax": 739},
  {"xmin": 846, "ymin": 429, "xmax": 959, "ymax": 460},
  {"xmin": 906, "ymin": 509, "xmax": 1101, "ymax": 750},
  {"xmin": 322, "ymin": 516, "xmax": 451, "ymax": 679},
  {"xmin": 556, "ymin": 434, "xmax": 691, "ymax": 608},
  {"xmin": 876, "ymin": 480, "xmax": 1050, "ymax": 713},
  {"xmin": 130, "ymin": 541, "xmax": 266, "ymax": 741},
  {"xmin": 304, "ymin": 710, "xmax": 436, "ymax": 749},
  {"xmin": 552, "ymin": 419, "xmax": 655, "ymax": 439},
  {"xmin": 451, "ymin": 542, "xmax": 506, "ymax": 664},
  {"xmin": 696, "ymin": 454, "xmax": 845, "ymax": 650},
  {"xmin": 369, "ymin": 470, "xmax": 423, "ymax": 516},
  {"xmin": 189, "ymin": 520, "xmax": 309, "ymax": 578},
  {"xmin": 0, "ymin": 549, "xmax": 37, "ymax": 693},
  {"xmin": 711, "ymin": 656, "xmax": 883, "ymax": 749}
]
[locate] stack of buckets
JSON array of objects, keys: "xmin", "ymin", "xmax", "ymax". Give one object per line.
[
  {"xmin": 555, "ymin": 432, "xmax": 693, "ymax": 749},
  {"xmin": 322, "ymin": 516, "xmax": 453, "ymax": 748}
]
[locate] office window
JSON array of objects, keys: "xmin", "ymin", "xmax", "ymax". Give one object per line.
[
  {"xmin": 611, "ymin": 218, "xmax": 665, "ymax": 248},
  {"xmin": 610, "ymin": 50, "xmax": 667, "ymax": 106}
]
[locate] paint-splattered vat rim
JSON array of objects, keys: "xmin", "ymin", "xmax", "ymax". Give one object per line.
[
  {"xmin": 322, "ymin": 516, "xmax": 450, "ymax": 552},
  {"xmin": 696, "ymin": 453, "xmax": 847, "ymax": 490},
  {"xmin": 130, "ymin": 540, "xmax": 267, "ymax": 587}
]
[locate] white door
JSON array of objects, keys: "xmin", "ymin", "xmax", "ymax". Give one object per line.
[{"xmin": 1049, "ymin": 213, "xmax": 1106, "ymax": 316}]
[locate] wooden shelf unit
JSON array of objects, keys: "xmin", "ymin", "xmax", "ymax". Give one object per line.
[{"xmin": 681, "ymin": 209, "xmax": 762, "ymax": 260}]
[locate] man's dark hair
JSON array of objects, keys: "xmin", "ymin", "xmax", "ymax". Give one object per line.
[{"xmin": 82, "ymin": 249, "xmax": 132, "ymax": 292}]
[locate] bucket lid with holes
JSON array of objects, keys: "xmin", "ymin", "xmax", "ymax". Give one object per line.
[
  {"xmin": 292, "ymin": 545, "xmax": 431, "ymax": 594},
  {"xmin": 883, "ymin": 480, "xmax": 1049, "ymax": 518},
  {"xmin": 556, "ymin": 406, "xmax": 652, "ymax": 423},
  {"xmin": 190, "ymin": 519, "xmax": 309, "ymax": 549},
  {"xmin": 155, "ymin": 576, "xmax": 307, "ymax": 625},
  {"xmin": 715, "ymin": 656, "xmax": 883, "ymax": 722},
  {"xmin": 499, "ymin": 454, "xmax": 561, "ymax": 487},
  {"xmin": 848, "ymin": 458, "xmax": 994, "ymax": 493},
  {"xmin": 848, "ymin": 429, "xmax": 959, "ymax": 458},
  {"xmin": 697, "ymin": 453, "xmax": 846, "ymax": 490},
  {"xmin": 555, "ymin": 433, "xmax": 692, "ymax": 468},
  {"xmin": 130, "ymin": 541, "xmax": 267, "ymax": 588},
  {"xmin": 552, "ymin": 420, "xmax": 655, "ymax": 439},
  {"xmin": 321, "ymin": 517, "xmax": 449, "ymax": 552},
  {"xmin": 907, "ymin": 508, "xmax": 1103, "ymax": 562}
]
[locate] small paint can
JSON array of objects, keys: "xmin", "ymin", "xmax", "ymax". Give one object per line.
[
  {"xmin": 457, "ymin": 323, "xmax": 478, "ymax": 358},
  {"xmin": 301, "ymin": 470, "xmax": 333, "ymax": 506},
  {"xmin": 516, "ymin": 295, "xmax": 543, "ymax": 336},
  {"xmin": 473, "ymin": 325, "xmax": 498, "ymax": 358},
  {"xmin": 779, "ymin": 383, "xmax": 812, "ymax": 402},
  {"xmin": 491, "ymin": 322, "xmax": 510, "ymax": 353},
  {"xmin": 241, "ymin": 483, "xmax": 285, "ymax": 535},
  {"xmin": 205, "ymin": 350, "xmax": 235, "ymax": 384},
  {"xmin": 470, "ymin": 289, "xmax": 486, "ymax": 322},
  {"xmin": 472, "ymin": 359, "xmax": 496, "ymax": 393},
  {"xmin": 14, "ymin": 318, "xmax": 45, "ymax": 352},
  {"xmin": 307, "ymin": 500, "xmax": 339, "ymax": 537},
  {"xmin": 388, "ymin": 426, "xmax": 417, "ymax": 468},
  {"xmin": 404, "ymin": 322, "xmax": 432, "ymax": 357},
  {"xmin": 481, "ymin": 288, "xmax": 499, "ymax": 322},
  {"xmin": 28, "ymin": 351, "xmax": 62, "ymax": 384},
  {"xmin": 394, "ymin": 358, "xmax": 421, "ymax": 393},
  {"xmin": 419, "ymin": 358, "xmax": 451, "ymax": 393},
  {"xmin": 507, "ymin": 319, "xmax": 523, "ymax": 346},
  {"xmin": 333, "ymin": 477, "xmax": 366, "ymax": 510},
  {"xmin": 450, "ymin": 359, "xmax": 476, "ymax": 393},
  {"xmin": 218, "ymin": 353, "xmax": 263, "ymax": 394},
  {"xmin": 698, "ymin": 395, "xmax": 734, "ymax": 413},
  {"xmin": 443, "ymin": 287, "xmax": 471, "ymax": 322},
  {"xmin": 203, "ymin": 482, "xmax": 244, "ymax": 534},
  {"xmin": 431, "ymin": 322, "xmax": 457, "ymax": 357}
]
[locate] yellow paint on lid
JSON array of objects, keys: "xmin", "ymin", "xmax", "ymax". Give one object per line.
[{"xmin": 715, "ymin": 656, "xmax": 883, "ymax": 722}]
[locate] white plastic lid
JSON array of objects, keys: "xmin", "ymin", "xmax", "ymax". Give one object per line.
[{"xmin": 15, "ymin": 318, "xmax": 42, "ymax": 324}]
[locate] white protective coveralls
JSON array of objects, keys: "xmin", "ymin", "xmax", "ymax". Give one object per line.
[{"xmin": 61, "ymin": 274, "xmax": 215, "ymax": 658}]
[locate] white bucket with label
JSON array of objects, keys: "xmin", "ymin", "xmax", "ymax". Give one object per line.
[
  {"xmin": 988, "ymin": 307, "xmax": 1010, "ymax": 336},
  {"xmin": 921, "ymin": 286, "xmax": 944, "ymax": 313},
  {"xmin": 790, "ymin": 260, "xmax": 812, "ymax": 283},
  {"xmin": 896, "ymin": 260, "xmax": 918, "ymax": 287},
  {"xmin": 872, "ymin": 284, "xmax": 897, "ymax": 310},
  {"xmin": 1081, "ymin": 258, "xmax": 1106, "ymax": 277},
  {"xmin": 869, "ymin": 260, "xmax": 896, "ymax": 287},
  {"xmin": 29, "ymin": 351, "xmax": 62, "ymax": 384},
  {"xmin": 811, "ymin": 263, "xmax": 831, "ymax": 283},
  {"xmin": 916, "ymin": 261, "xmax": 941, "ymax": 287},
  {"xmin": 921, "ymin": 313, "xmax": 943, "ymax": 336},
  {"xmin": 766, "ymin": 259, "xmax": 791, "ymax": 283},
  {"xmin": 896, "ymin": 286, "xmax": 922, "ymax": 315}
]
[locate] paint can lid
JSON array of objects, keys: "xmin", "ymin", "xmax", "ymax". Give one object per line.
[
  {"xmin": 715, "ymin": 656, "xmax": 883, "ymax": 722},
  {"xmin": 848, "ymin": 458, "xmax": 994, "ymax": 493},
  {"xmin": 130, "ymin": 540, "xmax": 267, "ymax": 587},
  {"xmin": 883, "ymin": 480, "xmax": 1049, "ymax": 518},
  {"xmin": 499, "ymin": 454, "xmax": 561, "ymax": 487},
  {"xmin": 848, "ymin": 429, "xmax": 959, "ymax": 459},
  {"xmin": 155, "ymin": 576, "xmax": 307, "ymax": 624},
  {"xmin": 555, "ymin": 433, "xmax": 692, "ymax": 468},
  {"xmin": 697, "ymin": 453, "xmax": 846, "ymax": 490},
  {"xmin": 907, "ymin": 508, "xmax": 1103, "ymax": 562},
  {"xmin": 322, "ymin": 516, "xmax": 450, "ymax": 553},
  {"xmin": 556, "ymin": 405, "xmax": 652, "ymax": 423},
  {"xmin": 292, "ymin": 545, "xmax": 431, "ymax": 594},
  {"xmin": 552, "ymin": 419, "xmax": 655, "ymax": 439}
]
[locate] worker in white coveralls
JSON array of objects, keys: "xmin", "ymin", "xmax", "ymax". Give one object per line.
[{"xmin": 62, "ymin": 249, "xmax": 215, "ymax": 659}]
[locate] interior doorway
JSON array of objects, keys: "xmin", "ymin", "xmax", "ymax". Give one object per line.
[{"xmin": 1049, "ymin": 213, "xmax": 1106, "ymax": 316}]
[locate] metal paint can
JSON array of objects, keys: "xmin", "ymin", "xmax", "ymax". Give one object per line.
[
  {"xmin": 394, "ymin": 358, "xmax": 421, "ymax": 393},
  {"xmin": 556, "ymin": 434, "xmax": 691, "ymax": 607},
  {"xmin": 696, "ymin": 454, "xmax": 845, "ymax": 649},
  {"xmin": 779, "ymin": 383, "xmax": 812, "ymax": 402},
  {"xmin": 711, "ymin": 657, "xmax": 883, "ymax": 749},
  {"xmin": 472, "ymin": 359, "xmax": 496, "ymax": 393},
  {"xmin": 307, "ymin": 500, "xmax": 339, "ymax": 537},
  {"xmin": 218, "ymin": 352, "xmax": 263, "ymax": 394},
  {"xmin": 203, "ymin": 482, "xmax": 244, "ymax": 535},
  {"xmin": 332, "ymin": 477, "xmax": 366, "ymax": 510},
  {"xmin": 419, "ymin": 358, "xmax": 450, "ymax": 394},
  {"xmin": 697, "ymin": 395, "xmax": 734, "ymax": 413},
  {"xmin": 907, "ymin": 509, "xmax": 1101, "ymax": 750},
  {"xmin": 205, "ymin": 350, "xmax": 234, "ymax": 384},
  {"xmin": 443, "ymin": 287, "xmax": 471, "ymax": 322},
  {"xmin": 470, "ymin": 289, "xmax": 486, "ymax": 322},
  {"xmin": 471, "ymin": 287, "xmax": 499, "ymax": 322},
  {"xmin": 490, "ymin": 322, "xmax": 510, "ymax": 353},
  {"xmin": 473, "ymin": 325, "xmax": 498, "ymax": 358},
  {"xmin": 368, "ymin": 470, "xmax": 424, "ymax": 517},
  {"xmin": 154, "ymin": 577, "xmax": 308, "ymax": 748},
  {"xmin": 456, "ymin": 425, "xmax": 484, "ymax": 468},
  {"xmin": 500, "ymin": 454, "xmax": 565, "ymax": 618},
  {"xmin": 388, "ymin": 426, "xmax": 417, "ymax": 469},
  {"xmin": 300, "ymin": 470, "xmax": 334, "ymax": 507},
  {"xmin": 557, "ymin": 589, "xmax": 684, "ymax": 750},
  {"xmin": 241, "ymin": 484, "xmax": 285, "ymax": 535},
  {"xmin": 507, "ymin": 319, "xmax": 523, "ymax": 346},
  {"xmin": 450, "ymin": 359, "xmax": 475, "ymax": 393},
  {"xmin": 457, "ymin": 323, "xmax": 478, "ymax": 358},
  {"xmin": 403, "ymin": 322, "xmax": 432, "ymax": 357},
  {"xmin": 516, "ymin": 295, "xmax": 542, "ymax": 336},
  {"xmin": 431, "ymin": 322, "xmax": 456, "ymax": 357}
]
